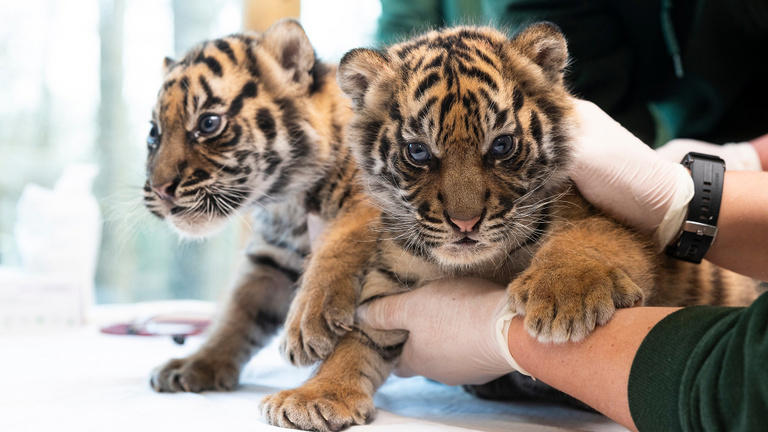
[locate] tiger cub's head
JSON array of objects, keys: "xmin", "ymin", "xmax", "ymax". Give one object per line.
[
  {"xmin": 338, "ymin": 24, "xmax": 575, "ymax": 267},
  {"xmin": 144, "ymin": 19, "xmax": 329, "ymax": 237}
]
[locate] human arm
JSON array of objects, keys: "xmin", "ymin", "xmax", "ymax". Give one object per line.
[
  {"xmin": 704, "ymin": 171, "xmax": 768, "ymax": 280},
  {"xmin": 358, "ymin": 282, "xmax": 672, "ymax": 429},
  {"xmin": 506, "ymin": 305, "xmax": 677, "ymax": 431},
  {"xmin": 509, "ymin": 291, "xmax": 768, "ymax": 431},
  {"xmin": 360, "ymin": 281, "xmax": 768, "ymax": 431}
]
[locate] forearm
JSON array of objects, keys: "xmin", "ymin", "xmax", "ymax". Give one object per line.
[
  {"xmin": 704, "ymin": 171, "xmax": 768, "ymax": 280},
  {"xmin": 506, "ymin": 307, "xmax": 680, "ymax": 431},
  {"xmin": 750, "ymin": 133, "xmax": 768, "ymax": 170}
]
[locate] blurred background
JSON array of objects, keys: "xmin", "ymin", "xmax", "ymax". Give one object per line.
[
  {"xmin": 0, "ymin": 0, "xmax": 380, "ymax": 297},
  {"xmin": 0, "ymin": 0, "xmax": 380, "ymax": 329}
]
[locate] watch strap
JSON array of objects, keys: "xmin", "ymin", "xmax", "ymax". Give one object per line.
[
  {"xmin": 682, "ymin": 152, "xmax": 725, "ymax": 227},
  {"xmin": 666, "ymin": 152, "xmax": 725, "ymax": 263}
]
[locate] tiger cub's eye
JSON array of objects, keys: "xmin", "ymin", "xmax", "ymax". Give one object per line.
[
  {"xmin": 490, "ymin": 135, "xmax": 515, "ymax": 158},
  {"xmin": 197, "ymin": 114, "xmax": 222, "ymax": 135},
  {"xmin": 147, "ymin": 123, "xmax": 159, "ymax": 150},
  {"xmin": 407, "ymin": 142, "xmax": 431, "ymax": 165}
]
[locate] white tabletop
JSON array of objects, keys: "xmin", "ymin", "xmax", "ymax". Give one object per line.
[{"xmin": 1, "ymin": 323, "xmax": 626, "ymax": 432}]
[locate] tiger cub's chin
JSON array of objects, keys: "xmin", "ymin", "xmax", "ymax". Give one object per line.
[
  {"xmin": 166, "ymin": 214, "xmax": 231, "ymax": 239},
  {"xmin": 431, "ymin": 241, "xmax": 501, "ymax": 267}
]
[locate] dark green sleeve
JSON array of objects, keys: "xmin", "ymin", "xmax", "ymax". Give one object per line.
[
  {"xmin": 376, "ymin": 0, "xmax": 485, "ymax": 46},
  {"xmin": 629, "ymin": 292, "xmax": 768, "ymax": 431},
  {"xmin": 376, "ymin": 0, "xmax": 443, "ymax": 46}
]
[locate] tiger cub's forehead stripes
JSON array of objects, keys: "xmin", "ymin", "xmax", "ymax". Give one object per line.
[
  {"xmin": 393, "ymin": 32, "xmax": 565, "ymax": 165},
  {"xmin": 156, "ymin": 36, "xmax": 260, "ymax": 129}
]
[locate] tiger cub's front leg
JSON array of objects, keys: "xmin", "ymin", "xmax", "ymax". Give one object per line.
[
  {"xmin": 151, "ymin": 205, "xmax": 309, "ymax": 393},
  {"xmin": 263, "ymin": 329, "xmax": 400, "ymax": 432},
  {"xmin": 280, "ymin": 202, "xmax": 380, "ymax": 366},
  {"xmin": 507, "ymin": 215, "xmax": 655, "ymax": 343}
]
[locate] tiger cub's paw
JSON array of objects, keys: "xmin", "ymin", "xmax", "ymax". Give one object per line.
[
  {"xmin": 507, "ymin": 261, "xmax": 644, "ymax": 343},
  {"xmin": 260, "ymin": 382, "xmax": 375, "ymax": 432},
  {"xmin": 280, "ymin": 290, "xmax": 355, "ymax": 367},
  {"xmin": 149, "ymin": 355, "xmax": 239, "ymax": 393}
]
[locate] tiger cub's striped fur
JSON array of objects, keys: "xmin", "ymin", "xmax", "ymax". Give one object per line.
[
  {"xmin": 263, "ymin": 24, "xmax": 760, "ymax": 430},
  {"xmin": 143, "ymin": 19, "xmax": 368, "ymax": 393}
]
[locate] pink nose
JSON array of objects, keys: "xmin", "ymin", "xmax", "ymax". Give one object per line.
[
  {"xmin": 152, "ymin": 182, "xmax": 176, "ymax": 202},
  {"xmin": 449, "ymin": 215, "xmax": 481, "ymax": 233}
]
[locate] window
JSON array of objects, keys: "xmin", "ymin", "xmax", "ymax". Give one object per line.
[{"xmin": 0, "ymin": 0, "xmax": 381, "ymax": 310}]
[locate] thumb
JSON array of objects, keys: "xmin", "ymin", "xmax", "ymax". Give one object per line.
[{"xmin": 357, "ymin": 295, "xmax": 409, "ymax": 331}]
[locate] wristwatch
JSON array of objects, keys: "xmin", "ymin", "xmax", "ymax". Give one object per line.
[{"xmin": 665, "ymin": 152, "xmax": 726, "ymax": 264}]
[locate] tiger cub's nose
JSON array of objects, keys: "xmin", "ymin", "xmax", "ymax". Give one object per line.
[
  {"xmin": 448, "ymin": 214, "xmax": 481, "ymax": 233},
  {"xmin": 152, "ymin": 181, "xmax": 177, "ymax": 202}
]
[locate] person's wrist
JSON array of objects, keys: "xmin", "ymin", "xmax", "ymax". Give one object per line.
[
  {"xmin": 505, "ymin": 316, "xmax": 536, "ymax": 377},
  {"xmin": 491, "ymin": 300, "xmax": 530, "ymax": 377},
  {"xmin": 750, "ymin": 134, "xmax": 768, "ymax": 171}
]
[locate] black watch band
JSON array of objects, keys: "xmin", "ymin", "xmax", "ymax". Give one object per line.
[{"xmin": 665, "ymin": 152, "xmax": 726, "ymax": 263}]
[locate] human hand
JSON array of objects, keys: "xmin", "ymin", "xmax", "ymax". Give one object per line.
[
  {"xmin": 657, "ymin": 138, "xmax": 763, "ymax": 171},
  {"xmin": 570, "ymin": 99, "xmax": 766, "ymax": 248},
  {"xmin": 357, "ymin": 278, "xmax": 527, "ymax": 386},
  {"xmin": 569, "ymin": 99, "xmax": 694, "ymax": 248}
]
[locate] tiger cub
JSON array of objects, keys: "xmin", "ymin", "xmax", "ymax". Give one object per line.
[
  {"xmin": 262, "ymin": 23, "xmax": 760, "ymax": 430},
  {"xmin": 143, "ymin": 19, "xmax": 375, "ymax": 393}
]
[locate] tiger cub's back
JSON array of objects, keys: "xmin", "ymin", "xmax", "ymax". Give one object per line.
[{"xmin": 652, "ymin": 257, "xmax": 762, "ymax": 307}]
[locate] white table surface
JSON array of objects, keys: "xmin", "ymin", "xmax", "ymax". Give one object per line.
[{"xmin": 1, "ymin": 320, "xmax": 627, "ymax": 432}]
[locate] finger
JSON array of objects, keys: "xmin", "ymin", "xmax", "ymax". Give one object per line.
[{"xmin": 357, "ymin": 296, "xmax": 408, "ymax": 330}]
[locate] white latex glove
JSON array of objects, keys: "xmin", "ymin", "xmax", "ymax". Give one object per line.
[
  {"xmin": 570, "ymin": 99, "xmax": 694, "ymax": 248},
  {"xmin": 571, "ymin": 99, "xmax": 767, "ymax": 248},
  {"xmin": 656, "ymin": 138, "xmax": 762, "ymax": 171},
  {"xmin": 357, "ymin": 278, "xmax": 528, "ymax": 386}
]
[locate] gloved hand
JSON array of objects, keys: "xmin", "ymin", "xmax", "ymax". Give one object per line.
[
  {"xmin": 569, "ymin": 99, "xmax": 694, "ymax": 248},
  {"xmin": 570, "ymin": 99, "xmax": 764, "ymax": 249},
  {"xmin": 357, "ymin": 278, "xmax": 527, "ymax": 386}
]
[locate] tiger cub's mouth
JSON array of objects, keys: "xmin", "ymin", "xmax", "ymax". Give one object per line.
[
  {"xmin": 144, "ymin": 179, "xmax": 252, "ymax": 239},
  {"xmin": 433, "ymin": 237, "xmax": 497, "ymax": 266},
  {"xmin": 455, "ymin": 237, "xmax": 479, "ymax": 246}
]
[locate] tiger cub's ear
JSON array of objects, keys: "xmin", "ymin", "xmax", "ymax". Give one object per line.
[
  {"xmin": 162, "ymin": 56, "xmax": 176, "ymax": 75},
  {"xmin": 510, "ymin": 22, "xmax": 568, "ymax": 85},
  {"xmin": 338, "ymin": 48, "xmax": 389, "ymax": 108},
  {"xmin": 261, "ymin": 19, "xmax": 315, "ymax": 88}
]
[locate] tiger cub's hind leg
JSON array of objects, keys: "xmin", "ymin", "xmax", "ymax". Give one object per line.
[
  {"xmin": 150, "ymin": 253, "xmax": 298, "ymax": 392},
  {"xmin": 262, "ymin": 329, "xmax": 401, "ymax": 432},
  {"xmin": 150, "ymin": 206, "xmax": 308, "ymax": 393}
]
